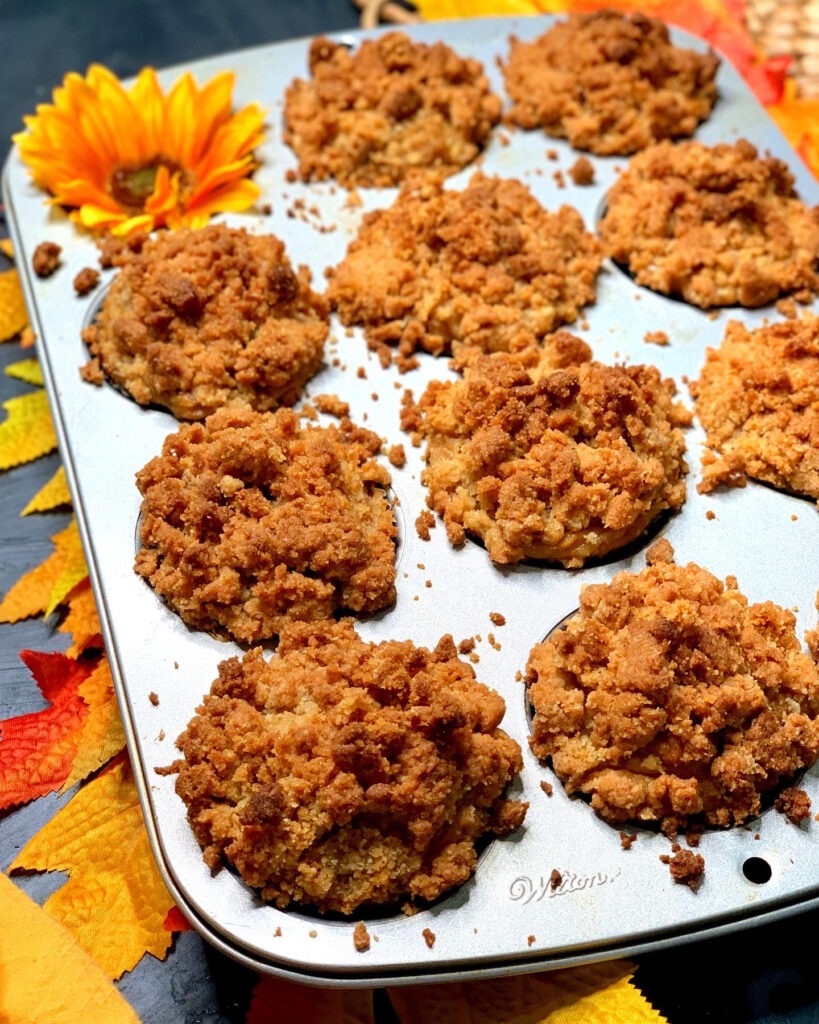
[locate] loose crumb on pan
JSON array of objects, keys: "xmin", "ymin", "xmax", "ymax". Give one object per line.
[
  {"xmin": 422, "ymin": 927, "xmax": 436, "ymax": 949},
  {"xmin": 313, "ymin": 393, "xmax": 350, "ymax": 418},
  {"xmin": 81, "ymin": 223, "xmax": 329, "ymax": 420},
  {"xmin": 620, "ymin": 832, "xmax": 637, "ymax": 850},
  {"xmin": 387, "ymin": 444, "xmax": 406, "ymax": 468},
  {"xmin": 775, "ymin": 786, "xmax": 812, "ymax": 824},
  {"xmin": 501, "ymin": 11, "xmax": 719, "ymax": 155},
  {"xmin": 660, "ymin": 846, "xmax": 705, "ymax": 890},
  {"xmin": 148, "ymin": 692, "xmax": 159, "ymax": 707},
  {"xmin": 354, "ymin": 922, "xmax": 371, "ymax": 953},
  {"xmin": 73, "ymin": 267, "xmax": 100, "ymax": 295},
  {"xmin": 568, "ymin": 156, "xmax": 595, "ymax": 186},
  {"xmin": 415, "ymin": 509, "xmax": 436, "ymax": 540},
  {"xmin": 549, "ymin": 868, "xmax": 562, "ymax": 890},
  {"xmin": 527, "ymin": 934, "xmax": 536, "ymax": 947},
  {"xmin": 489, "ymin": 612, "xmax": 506, "ymax": 626},
  {"xmin": 599, "ymin": 138, "xmax": 819, "ymax": 309},
  {"xmin": 644, "ymin": 330, "xmax": 669, "ymax": 346},
  {"xmin": 690, "ymin": 313, "xmax": 819, "ymax": 501},
  {"xmin": 134, "ymin": 407, "xmax": 398, "ymax": 644},
  {"xmin": 540, "ymin": 780, "xmax": 553, "ymax": 796},
  {"xmin": 414, "ymin": 337, "xmax": 690, "ymax": 566},
  {"xmin": 32, "ymin": 241, "xmax": 61, "ymax": 278},
  {"xmin": 283, "ymin": 32, "xmax": 502, "ymax": 188},
  {"xmin": 527, "ymin": 543, "xmax": 819, "ymax": 836},
  {"xmin": 159, "ymin": 619, "xmax": 527, "ymax": 915},
  {"xmin": 326, "ymin": 172, "xmax": 603, "ymax": 362}
]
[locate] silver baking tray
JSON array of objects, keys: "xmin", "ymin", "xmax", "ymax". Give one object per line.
[{"xmin": 4, "ymin": 15, "xmax": 819, "ymax": 987}]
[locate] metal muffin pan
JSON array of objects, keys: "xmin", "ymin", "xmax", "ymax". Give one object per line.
[{"xmin": 4, "ymin": 16, "xmax": 818, "ymax": 987}]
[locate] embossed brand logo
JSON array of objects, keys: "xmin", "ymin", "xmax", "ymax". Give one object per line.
[{"xmin": 509, "ymin": 869, "xmax": 621, "ymax": 903}]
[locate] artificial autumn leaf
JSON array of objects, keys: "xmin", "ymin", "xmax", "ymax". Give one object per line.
[
  {"xmin": 767, "ymin": 78, "xmax": 819, "ymax": 180},
  {"xmin": 45, "ymin": 515, "xmax": 89, "ymax": 617},
  {"xmin": 0, "ymin": 872, "xmax": 140, "ymax": 1024},
  {"xmin": 59, "ymin": 656, "xmax": 126, "ymax": 792},
  {"xmin": 20, "ymin": 323, "xmax": 36, "ymax": 349},
  {"xmin": 0, "ymin": 649, "xmax": 92, "ymax": 809},
  {"xmin": 5, "ymin": 355, "xmax": 43, "ymax": 385},
  {"xmin": 163, "ymin": 905, "xmax": 191, "ymax": 933},
  {"xmin": 59, "ymin": 577, "xmax": 104, "ymax": 657},
  {"xmin": 0, "ymin": 518, "xmax": 86, "ymax": 623},
  {"xmin": 0, "ymin": 238, "xmax": 14, "ymax": 258},
  {"xmin": 387, "ymin": 961, "xmax": 668, "ymax": 1024},
  {"xmin": 10, "ymin": 754, "xmax": 178, "ymax": 980},
  {"xmin": 0, "ymin": 266, "xmax": 28, "ymax": 342},
  {"xmin": 247, "ymin": 976, "xmax": 376, "ymax": 1024},
  {"xmin": 0, "ymin": 387, "xmax": 57, "ymax": 469},
  {"xmin": 22, "ymin": 463, "xmax": 73, "ymax": 515}
]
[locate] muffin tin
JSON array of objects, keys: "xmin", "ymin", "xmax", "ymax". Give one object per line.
[{"xmin": 3, "ymin": 15, "xmax": 818, "ymax": 987}]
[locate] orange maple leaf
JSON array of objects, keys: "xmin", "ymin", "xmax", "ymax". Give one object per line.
[
  {"xmin": 59, "ymin": 577, "xmax": 104, "ymax": 657},
  {"xmin": 0, "ymin": 649, "xmax": 93, "ymax": 809},
  {"xmin": 0, "ymin": 517, "xmax": 88, "ymax": 623},
  {"xmin": 247, "ymin": 976, "xmax": 376, "ymax": 1024},
  {"xmin": 60, "ymin": 656, "xmax": 126, "ymax": 792},
  {"xmin": 10, "ymin": 754, "xmax": 180, "ymax": 979}
]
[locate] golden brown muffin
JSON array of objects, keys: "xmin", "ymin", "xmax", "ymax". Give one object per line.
[
  {"xmin": 690, "ymin": 314, "xmax": 819, "ymax": 500},
  {"xmin": 598, "ymin": 138, "xmax": 819, "ymax": 308},
  {"xmin": 527, "ymin": 541, "xmax": 819, "ymax": 836},
  {"xmin": 327, "ymin": 172, "xmax": 603, "ymax": 360},
  {"xmin": 162, "ymin": 619, "xmax": 527, "ymax": 914},
  {"xmin": 283, "ymin": 32, "xmax": 502, "ymax": 188},
  {"xmin": 410, "ymin": 336, "xmax": 690, "ymax": 566},
  {"xmin": 502, "ymin": 10, "xmax": 720, "ymax": 155},
  {"xmin": 135, "ymin": 407, "xmax": 397, "ymax": 643},
  {"xmin": 82, "ymin": 223, "xmax": 328, "ymax": 420}
]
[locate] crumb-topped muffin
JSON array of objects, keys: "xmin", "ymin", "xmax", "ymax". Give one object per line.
[
  {"xmin": 599, "ymin": 138, "xmax": 819, "ymax": 308},
  {"xmin": 161, "ymin": 619, "xmax": 527, "ymax": 914},
  {"xmin": 81, "ymin": 223, "xmax": 328, "ymax": 420},
  {"xmin": 135, "ymin": 407, "xmax": 397, "ymax": 643},
  {"xmin": 527, "ymin": 540, "xmax": 819, "ymax": 835},
  {"xmin": 327, "ymin": 172, "xmax": 603, "ymax": 362},
  {"xmin": 283, "ymin": 32, "xmax": 502, "ymax": 188},
  {"xmin": 408, "ymin": 336, "xmax": 690, "ymax": 566},
  {"xmin": 501, "ymin": 11, "xmax": 719, "ymax": 156},
  {"xmin": 690, "ymin": 314, "xmax": 819, "ymax": 500}
]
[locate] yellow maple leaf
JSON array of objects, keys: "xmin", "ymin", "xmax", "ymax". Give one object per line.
[
  {"xmin": 0, "ymin": 238, "xmax": 13, "ymax": 259},
  {"xmin": 0, "ymin": 518, "xmax": 87, "ymax": 623},
  {"xmin": 45, "ymin": 516, "xmax": 89, "ymax": 617},
  {"xmin": 59, "ymin": 578, "xmax": 104, "ymax": 657},
  {"xmin": 0, "ymin": 266, "xmax": 28, "ymax": 343},
  {"xmin": 387, "ymin": 961, "xmax": 669, "ymax": 1024},
  {"xmin": 0, "ymin": 872, "xmax": 140, "ymax": 1023},
  {"xmin": 22, "ymin": 464, "xmax": 73, "ymax": 515},
  {"xmin": 0, "ymin": 387, "xmax": 57, "ymax": 469},
  {"xmin": 10, "ymin": 755, "xmax": 177, "ymax": 980},
  {"xmin": 5, "ymin": 355, "xmax": 43, "ymax": 385},
  {"xmin": 60, "ymin": 657, "xmax": 126, "ymax": 792}
]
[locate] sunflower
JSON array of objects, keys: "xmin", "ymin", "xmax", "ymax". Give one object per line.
[{"xmin": 13, "ymin": 63, "xmax": 267, "ymax": 236}]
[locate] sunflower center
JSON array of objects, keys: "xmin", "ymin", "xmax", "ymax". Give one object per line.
[{"xmin": 108, "ymin": 157, "xmax": 187, "ymax": 212}]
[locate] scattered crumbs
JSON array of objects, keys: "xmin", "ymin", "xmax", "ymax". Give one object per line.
[
  {"xmin": 356, "ymin": 366, "xmax": 367, "ymax": 379},
  {"xmin": 274, "ymin": 926, "xmax": 282, "ymax": 937},
  {"xmin": 706, "ymin": 509, "xmax": 716, "ymax": 521},
  {"xmin": 549, "ymin": 868, "xmax": 562, "ymax": 891},
  {"xmin": 580, "ymin": 319, "xmax": 589, "ymax": 330},
  {"xmin": 174, "ymin": 661, "xmax": 179, "ymax": 669},
  {"xmin": 685, "ymin": 831, "xmax": 702, "ymax": 848},
  {"xmin": 148, "ymin": 691, "xmax": 159, "ymax": 706},
  {"xmin": 498, "ymin": 132, "xmax": 510, "ymax": 147},
  {"xmin": 309, "ymin": 929, "xmax": 318, "ymax": 938},
  {"xmin": 515, "ymin": 669, "xmax": 523, "ymax": 681},
  {"xmin": 74, "ymin": 267, "xmax": 100, "ymax": 295},
  {"xmin": 371, "ymin": 392, "xmax": 379, "ymax": 402},
  {"xmin": 158, "ymin": 729, "xmax": 165, "ymax": 741},
  {"xmin": 416, "ymin": 563, "xmax": 426, "ymax": 570},
  {"xmin": 413, "ymin": 594, "xmax": 419, "ymax": 601},
  {"xmin": 776, "ymin": 296, "xmax": 798, "ymax": 318},
  {"xmin": 527, "ymin": 934, "xmax": 536, "ymax": 947},
  {"xmin": 568, "ymin": 156, "xmax": 594, "ymax": 186},
  {"xmin": 643, "ymin": 330, "xmax": 669, "ymax": 346},
  {"xmin": 634, "ymin": 293, "xmax": 642, "ymax": 301},
  {"xmin": 552, "ymin": 169, "xmax": 565, "ymax": 188},
  {"xmin": 458, "ymin": 637, "xmax": 476, "ymax": 654},
  {"xmin": 539, "ymin": 780, "xmax": 553, "ymax": 796},
  {"xmin": 754, "ymin": 833, "xmax": 761, "ymax": 840},
  {"xmin": 33, "ymin": 240, "xmax": 62, "ymax": 278},
  {"xmin": 415, "ymin": 509, "xmax": 435, "ymax": 540},
  {"xmin": 285, "ymin": 168, "xmax": 298, "ymax": 183},
  {"xmin": 345, "ymin": 188, "xmax": 364, "ymax": 210},
  {"xmin": 775, "ymin": 786, "xmax": 812, "ymax": 824},
  {"xmin": 425, "ymin": 580, "xmax": 432, "ymax": 588},
  {"xmin": 422, "ymin": 927, "xmax": 436, "ymax": 949},
  {"xmin": 791, "ymin": 513, "xmax": 799, "ymax": 522},
  {"xmin": 708, "ymin": 310, "xmax": 720, "ymax": 321},
  {"xmin": 469, "ymin": 652, "xmax": 480, "ymax": 664},
  {"xmin": 387, "ymin": 444, "xmax": 406, "ymax": 468},
  {"xmin": 659, "ymin": 846, "xmax": 705, "ymax": 891},
  {"xmin": 489, "ymin": 611, "xmax": 506, "ymax": 626},
  {"xmin": 353, "ymin": 921, "xmax": 371, "ymax": 953},
  {"xmin": 488, "ymin": 633, "xmax": 501, "ymax": 651},
  {"xmin": 619, "ymin": 831, "xmax": 637, "ymax": 850},
  {"xmin": 546, "ymin": 148, "xmax": 558, "ymax": 160},
  {"xmin": 313, "ymin": 393, "xmax": 350, "ymax": 418}
]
